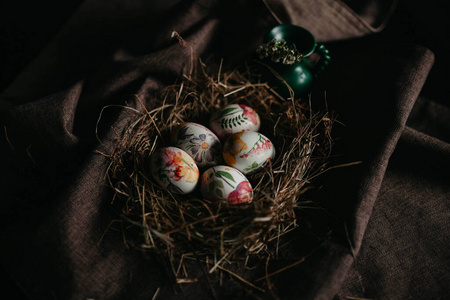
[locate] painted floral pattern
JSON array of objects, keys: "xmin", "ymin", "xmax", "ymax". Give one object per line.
[
  {"xmin": 227, "ymin": 180, "xmax": 252, "ymax": 205},
  {"xmin": 173, "ymin": 123, "xmax": 222, "ymax": 169},
  {"xmin": 209, "ymin": 104, "xmax": 260, "ymax": 140},
  {"xmin": 239, "ymin": 104, "xmax": 259, "ymax": 126},
  {"xmin": 223, "ymin": 132, "xmax": 275, "ymax": 174},
  {"xmin": 151, "ymin": 147, "xmax": 199, "ymax": 194},
  {"xmin": 200, "ymin": 166, "xmax": 253, "ymax": 204},
  {"xmin": 223, "ymin": 132, "xmax": 248, "ymax": 165}
]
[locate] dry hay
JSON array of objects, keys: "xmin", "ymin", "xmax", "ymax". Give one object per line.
[{"xmin": 101, "ymin": 56, "xmax": 335, "ymax": 288}]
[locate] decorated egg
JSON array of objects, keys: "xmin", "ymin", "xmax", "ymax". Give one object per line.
[
  {"xmin": 171, "ymin": 122, "xmax": 222, "ymax": 169},
  {"xmin": 223, "ymin": 131, "xmax": 275, "ymax": 174},
  {"xmin": 209, "ymin": 104, "xmax": 261, "ymax": 140},
  {"xmin": 149, "ymin": 147, "xmax": 199, "ymax": 194},
  {"xmin": 200, "ymin": 165, "xmax": 253, "ymax": 204}
]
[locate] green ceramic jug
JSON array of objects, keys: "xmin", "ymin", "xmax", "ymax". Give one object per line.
[{"xmin": 257, "ymin": 24, "xmax": 330, "ymax": 98}]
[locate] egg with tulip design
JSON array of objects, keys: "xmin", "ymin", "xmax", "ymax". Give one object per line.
[
  {"xmin": 223, "ymin": 131, "xmax": 275, "ymax": 175},
  {"xmin": 209, "ymin": 104, "xmax": 260, "ymax": 140},
  {"xmin": 171, "ymin": 122, "xmax": 222, "ymax": 169},
  {"xmin": 200, "ymin": 165, "xmax": 253, "ymax": 205},
  {"xmin": 149, "ymin": 147, "xmax": 199, "ymax": 194}
]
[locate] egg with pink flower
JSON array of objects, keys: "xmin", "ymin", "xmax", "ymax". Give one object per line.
[
  {"xmin": 149, "ymin": 147, "xmax": 200, "ymax": 194},
  {"xmin": 171, "ymin": 122, "xmax": 222, "ymax": 169},
  {"xmin": 209, "ymin": 104, "xmax": 261, "ymax": 140},
  {"xmin": 200, "ymin": 165, "xmax": 253, "ymax": 205},
  {"xmin": 223, "ymin": 131, "xmax": 275, "ymax": 175}
]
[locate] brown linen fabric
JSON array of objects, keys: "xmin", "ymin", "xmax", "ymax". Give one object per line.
[
  {"xmin": 336, "ymin": 1, "xmax": 450, "ymax": 298},
  {"xmin": 338, "ymin": 126, "xmax": 450, "ymax": 299},
  {"xmin": 1, "ymin": 0, "xmax": 447, "ymax": 299}
]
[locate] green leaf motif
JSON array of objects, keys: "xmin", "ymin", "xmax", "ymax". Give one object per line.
[
  {"xmin": 215, "ymin": 171, "xmax": 236, "ymax": 183},
  {"xmin": 220, "ymin": 113, "xmax": 247, "ymax": 130},
  {"xmin": 218, "ymin": 107, "xmax": 238, "ymax": 118},
  {"xmin": 215, "ymin": 180, "xmax": 224, "ymax": 188},
  {"xmin": 245, "ymin": 161, "xmax": 261, "ymax": 172},
  {"xmin": 215, "ymin": 188, "xmax": 223, "ymax": 198},
  {"xmin": 184, "ymin": 144, "xmax": 195, "ymax": 151}
]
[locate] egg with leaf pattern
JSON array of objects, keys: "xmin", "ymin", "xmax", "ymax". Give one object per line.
[
  {"xmin": 209, "ymin": 104, "xmax": 260, "ymax": 140},
  {"xmin": 200, "ymin": 165, "xmax": 253, "ymax": 205}
]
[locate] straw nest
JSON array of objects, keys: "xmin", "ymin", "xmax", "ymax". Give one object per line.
[{"xmin": 101, "ymin": 48, "xmax": 334, "ymax": 285}]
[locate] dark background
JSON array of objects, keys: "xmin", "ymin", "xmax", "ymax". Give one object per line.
[{"xmin": 1, "ymin": 1, "xmax": 448, "ymax": 100}]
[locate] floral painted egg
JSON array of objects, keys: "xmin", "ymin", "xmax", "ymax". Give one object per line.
[
  {"xmin": 209, "ymin": 104, "xmax": 261, "ymax": 140},
  {"xmin": 223, "ymin": 131, "xmax": 275, "ymax": 174},
  {"xmin": 171, "ymin": 122, "xmax": 222, "ymax": 169},
  {"xmin": 149, "ymin": 147, "xmax": 199, "ymax": 194},
  {"xmin": 200, "ymin": 165, "xmax": 253, "ymax": 205}
]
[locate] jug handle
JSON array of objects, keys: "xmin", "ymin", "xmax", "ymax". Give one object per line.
[{"xmin": 313, "ymin": 44, "xmax": 330, "ymax": 79}]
